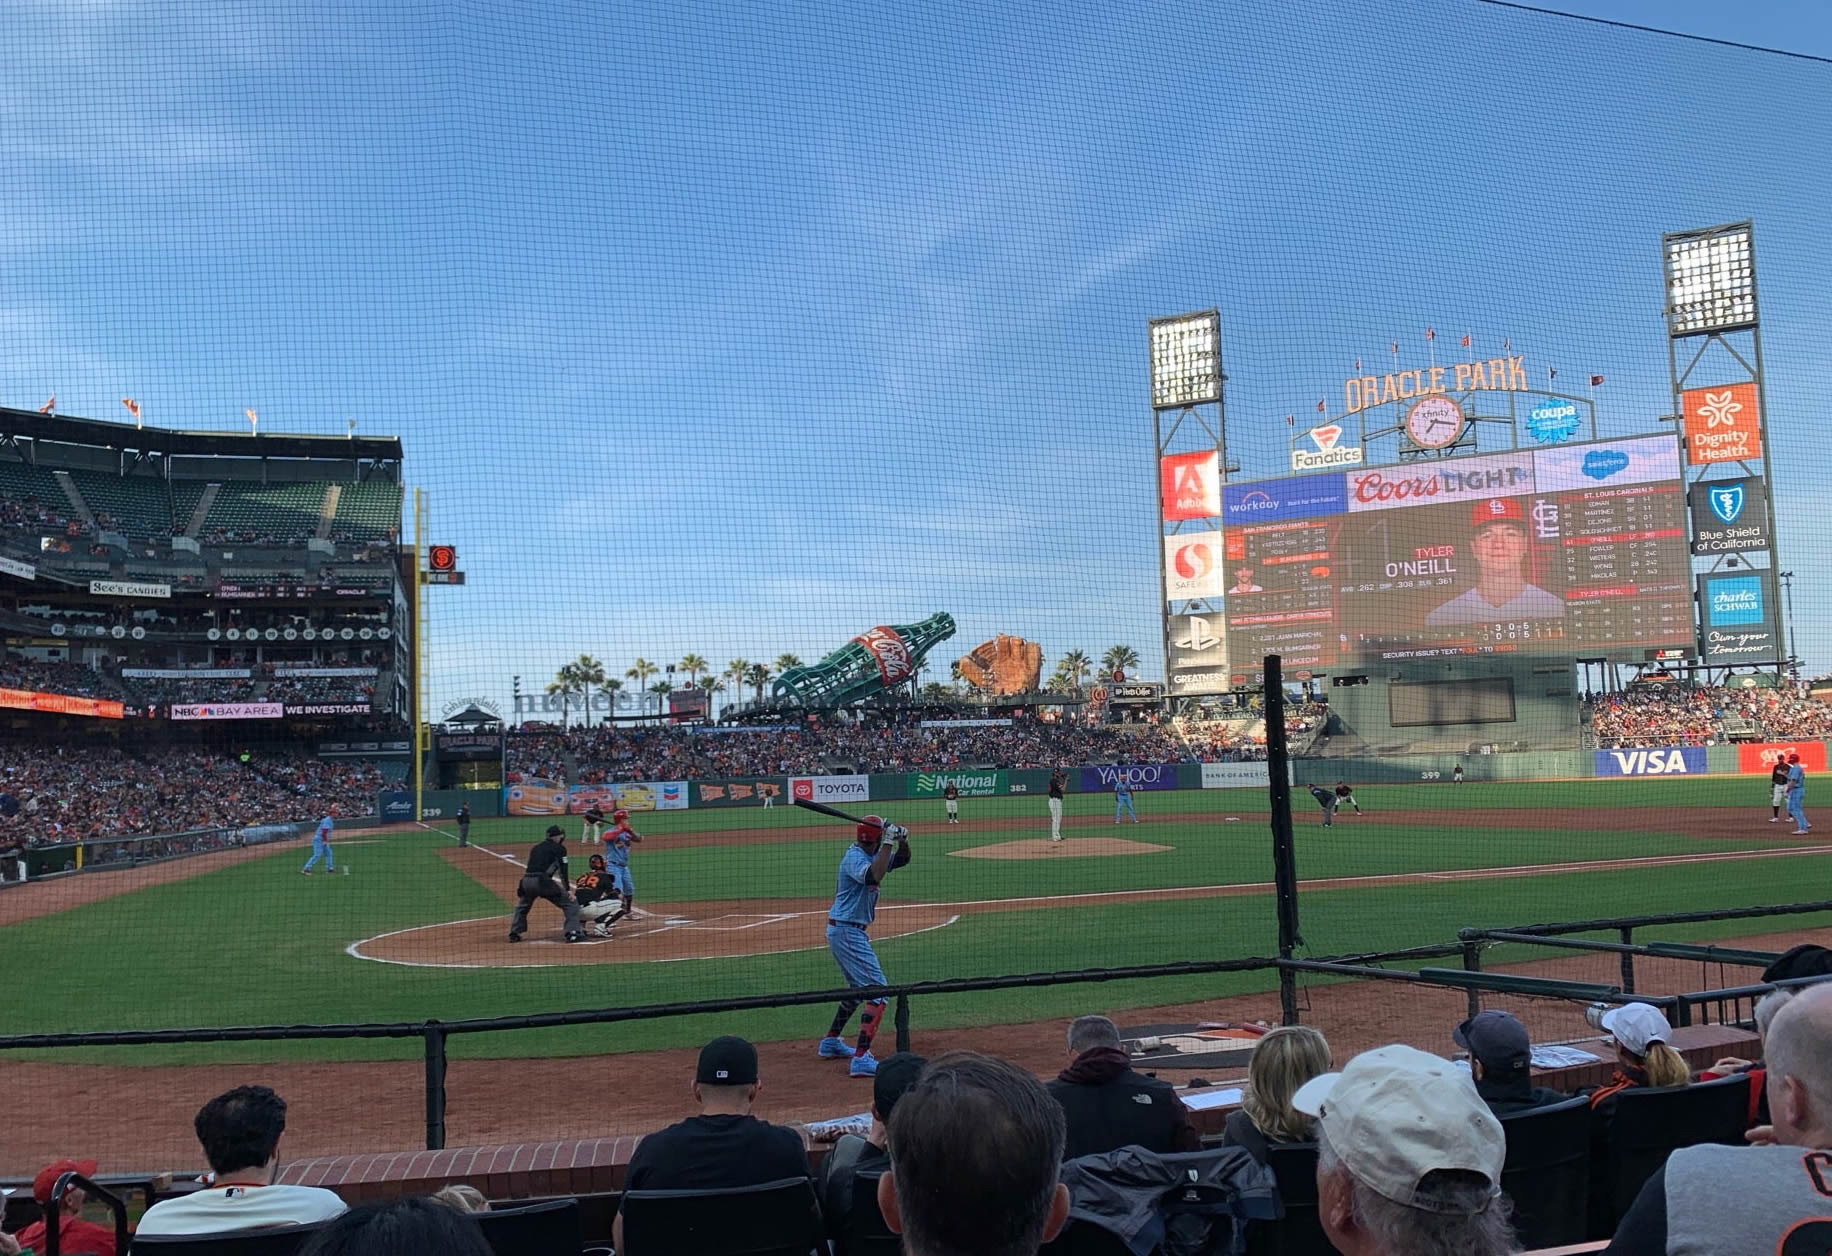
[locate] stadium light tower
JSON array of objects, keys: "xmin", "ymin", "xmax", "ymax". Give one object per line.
[
  {"xmin": 1149, "ymin": 310, "xmax": 1231, "ymax": 710},
  {"xmin": 1661, "ymin": 221, "xmax": 1785, "ymax": 678}
]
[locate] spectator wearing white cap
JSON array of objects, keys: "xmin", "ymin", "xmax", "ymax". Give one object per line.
[
  {"xmin": 1604, "ymin": 982, "xmax": 1832, "ymax": 1254},
  {"xmin": 1586, "ymin": 1004, "xmax": 1691, "ymax": 1112},
  {"xmin": 1453, "ymin": 1011, "xmax": 1569, "ymax": 1117},
  {"xmin": 1292, "ymin": 1043, "xmax": 1518, "ymax": 1256}
]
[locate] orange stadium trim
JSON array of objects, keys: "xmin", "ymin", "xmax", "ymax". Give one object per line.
[{"xmin": 0, "ymin": 687, "xmax": 124, "ymax": 720}]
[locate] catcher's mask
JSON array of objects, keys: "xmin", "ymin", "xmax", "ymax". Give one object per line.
[
  {"xmin": 856, "ymin": 815, "xmax": 887, "ymax": 848},
  {"xmin": 589, "ymin": 854, "xmax": 606, "ymax": 871}
]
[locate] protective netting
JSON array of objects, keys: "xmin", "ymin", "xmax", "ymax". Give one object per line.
[{"xmin": 2, "ymin": 0, "xmax": 1829, "ymax": 1169}]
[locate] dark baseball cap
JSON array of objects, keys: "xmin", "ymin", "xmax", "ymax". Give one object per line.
[
  {"xmin": 697, "ymin": 1035, "xmax": 759, "ymax": 1086},
  {"xmin": 1453, "ymin": 1010, "xmax": 1531, "ymax": 1071},
  {"xmin": 873, "ymin": 1052, "xmax": 926, "ymax": 1120},
  {"xmin": 545, "ymin": 824, "xmax": 564, "ymax": 838}
]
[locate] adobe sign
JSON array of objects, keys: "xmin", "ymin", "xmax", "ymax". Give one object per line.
[{"xmin": 1160, "ymin": 450, "xmax": 1219, "ymax": 521}]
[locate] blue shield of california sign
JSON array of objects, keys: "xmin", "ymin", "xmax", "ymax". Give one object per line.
[
  {"xmin": 1688, "ymin": 477, "xmax": 1769, "ymax": 555},
  {"xmin": 1709, "ymin": 483, "xmax": 1744, "ymax": 524}
]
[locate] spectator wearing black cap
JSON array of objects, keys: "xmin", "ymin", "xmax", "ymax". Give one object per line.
[
  {"xmin": 624, "ymin": 1036, "xmax": 808, "ymax": 1192},
  {"xmin": 817, "ymin": 1052, "xmax": 926, "ymax": 1243},
  {"xmin": 1454, "ymin": 1011, "xmax": 1568, "ymax": 1117},
  {"xmin": 507, "ymin": 824, "xmax": 583, "ymax": 942}
]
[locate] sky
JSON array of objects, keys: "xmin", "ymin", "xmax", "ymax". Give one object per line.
[{"xmin": 1, "ymin": 0, "xmax": 1828, "ymax": 714}]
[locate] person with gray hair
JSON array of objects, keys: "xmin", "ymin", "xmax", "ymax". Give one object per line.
[
  {"xmin": 1045, "ymin": 1014, "xmax": 1199, "ymax": 1159},
  {"xmin": 1605, "ymin": 980, "xmax": 1832, "ymax": 1254},
  {"xmin": 1294, "ymin": 1043, "xmax": 1517, "ymax": 1256}
]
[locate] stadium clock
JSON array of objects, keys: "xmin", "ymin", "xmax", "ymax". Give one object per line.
[{"xmin": 1404, "ymin": 396, "xmax": 1466, "ymax": 449}]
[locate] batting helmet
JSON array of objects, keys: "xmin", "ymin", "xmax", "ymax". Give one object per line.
[
  {"xmin": 613, "ymin": 809, "xmax": 629, "ymax": 822},
  {"xmin": 856, "ymin": 814, "xmax": 887, "ymax": 845},
  {"xmin": 589, "ymin": 853, "xmax": 606, "ymax": 871},
  {"xmin": 1789, "ymin": 753, "xmax": 1801, "ymax": 764}
]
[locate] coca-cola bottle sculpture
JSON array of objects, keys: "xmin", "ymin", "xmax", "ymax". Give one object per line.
[{"xmin": 772, "ymin": 612, "xmax": 957, "ymax": 707}]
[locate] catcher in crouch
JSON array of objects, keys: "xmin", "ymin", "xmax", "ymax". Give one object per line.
[
  {"xmin": 573, "ymin": 854, "xmax": 621, "ymax": 938},
  {"xmin": 818, "ymin": 814, "xmax": 912, "ymax": 1078}
]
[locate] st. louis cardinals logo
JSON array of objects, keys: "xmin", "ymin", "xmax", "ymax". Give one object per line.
[{"xmin": 853, "ymin": 626, "xmax": 914, "ymax": 684}]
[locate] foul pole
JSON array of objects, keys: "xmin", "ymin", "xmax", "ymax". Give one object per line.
[{"xmin": 413, "ymin": 487, "xmax": 425, "ymax": 824}]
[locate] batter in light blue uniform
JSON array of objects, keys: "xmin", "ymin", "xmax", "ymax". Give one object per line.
[
  {"xmin": 1114, "ymin": 779, "xmax": 1138, "ymax": 824},
  {"xmin": 1787, "ymin": 754, "xmax": 1811, "ymax": 834},
  {"xmin": 599, "ymin": 808, "xmax": 642, "ymax": 925},
  {"xmin": 818, "ymin": 813, "xmax": 912, "ymax": 1078},
  {"xmin": 301, "ymin": 812, "xmax": 334, "ymax": 874}
]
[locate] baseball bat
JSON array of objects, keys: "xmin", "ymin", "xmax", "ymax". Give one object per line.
[{"xmin": 793, "ymin": 798, "xmax": 883, "ymax": 827}]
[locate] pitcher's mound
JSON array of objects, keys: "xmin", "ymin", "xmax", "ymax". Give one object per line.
[{"xmin": 951, "ymin": 837, "xmax": 1173, "ymax": 860}]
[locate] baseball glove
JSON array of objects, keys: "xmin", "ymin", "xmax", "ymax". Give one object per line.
[{"xmin": 956, "ymin": 634, "xmax": 1043, "ymax": 695}]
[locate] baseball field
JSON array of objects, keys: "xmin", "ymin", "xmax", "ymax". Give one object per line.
[{"xmin": 4, "ymin": 775, "xmax": 1829, "ymax": 1169}]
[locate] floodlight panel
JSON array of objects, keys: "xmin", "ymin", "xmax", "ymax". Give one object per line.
[
  {"xmin": 1664, "ymin": 226, "xmax": 1756, "ymax": 335},
  {"xmin": 1149, "ymin": 311, "xmax": 1222, "ymax": 409}
]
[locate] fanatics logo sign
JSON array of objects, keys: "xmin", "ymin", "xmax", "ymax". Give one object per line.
[{"xmin": 1291, "ymin": 424, "xmax": 1364, "ymax": 471}]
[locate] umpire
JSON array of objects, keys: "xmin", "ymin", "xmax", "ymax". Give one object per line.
[{"xmin": 508, "ymin": 824, "xmax": 585, "ymax": 943}]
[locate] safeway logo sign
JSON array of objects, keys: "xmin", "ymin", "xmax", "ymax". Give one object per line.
[
  {"xmin": 1594, "ymin": 747, "xmax": 1707, "ymax": 777},
  {"xmin": 1164, "ymin": 533, "xmax": 1224, "ymax": 600},
  {"xmin": 1292, "ymin": 424, "xmax": 1364, "ymax": 472}
]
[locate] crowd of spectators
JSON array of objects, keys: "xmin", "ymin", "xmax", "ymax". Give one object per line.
[
  {"xmin": 18, "ymin": 976, "xmax": 1832, "ymax": 1256},
  {"xmin": 1587, "ymin": 683, "xmax": 1832, "ymax": 748},
  {"xmin": 0, "ymin": 743, "xmax": 386, "ymax": 848}
]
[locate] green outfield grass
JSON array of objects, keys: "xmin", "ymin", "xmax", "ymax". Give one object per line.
[{"xmin": 1, "ymin": 775, "xmax": 1820, "ymax": 1064}]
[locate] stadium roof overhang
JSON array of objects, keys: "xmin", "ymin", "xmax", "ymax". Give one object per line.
[{"xmin": 0, "ymin": 408, "xmax": 403, "ymax": 463}]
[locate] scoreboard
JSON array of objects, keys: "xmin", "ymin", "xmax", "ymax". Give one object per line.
[{"xmin": 1218, "ymin": 436, "xmax": 1692, "ymax": 681}]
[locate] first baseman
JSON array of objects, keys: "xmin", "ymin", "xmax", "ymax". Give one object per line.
[
  {"xmin": 819, "ymin": 813, "xmax": 912, "ymax": 1078},
  {"xmin": 1334, "ymin": 781, "xmax": 1363, "ymax": 816},
  {"xmin": 1770, "ymin": 758, "xmax": 1790, "ymax": 823},
  {"xmin": 300, "ymin": 811, "xmax": 334, "ymax": 874}
]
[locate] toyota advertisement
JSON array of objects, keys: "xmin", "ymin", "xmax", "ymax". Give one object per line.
[
  {"xmin": 790, "ymin": 774, "xmax": 871, "ymax": 804},
  {"xmin": 1216, "ymin": 436, "xmax": 1693, "ymax": 667}
]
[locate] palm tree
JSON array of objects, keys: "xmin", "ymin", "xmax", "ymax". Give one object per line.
[
  {"xmin": 654, "ymin": 679, "xmax": 674, "ymax": 696},
  {"xmin": 745, "ymin": 662, "xmax": 772, "ymax": 704},
  {"xmin": 1100, "ymin": 645, "xmax": 1140, "ymax": 682},
  {"xmin": 626, "ymin": 657, "xmax": 659, "ymax": 709},
  {"xmin": 775, "ymin": 653, "xmax": 802, "ymax": 674},
  {"xmin": 920, "ymin": 681, "xmax": 950, "ymax": 702},
  {"xmin": 1061, "ymin": 649, "xmax": 1092, "ymax": 692},
  {"xmin": 573, "ymin": 654, "xmax": 606, "ymax": 727},
  {"xmin": 725, "ymin": 658, "xmax": 750, "ymax": 707},
  {"xmin": 701, "ymin": 675, "xmax": 726, "ymax": 717},
  {"xmin": 1046, "ymin": 658, "xmax": 1078, "ymax": 695},
  {"xmin": 546, "ymin": 663, "xmax": 583, "ymax": 728},
  {"xmin": 678, "ymin": 653, "xmax": 709, "ymax": 688}
]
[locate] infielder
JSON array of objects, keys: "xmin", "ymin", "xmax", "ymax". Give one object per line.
[
  {"xmin": 598, "ymin": 808, "xmax": 642, "ymax": 927},
  {"xmin": 944, "ymin": 781, "xmax": 960, "ymax": 824},
  {"xmin": 1306, "ymin": 784, "xmax": 1337, "ymax": 827},
  {"xmin": 300, "ymin": 811, "xmax": 334, "ymax": 875},
  {"xmin": 1787, "ymin": 753, "xmax": 1811, "ymax": 835},
  {"xmin": 573, "ymin": 853, "xmax": 620, "ymax": 938},
  {"xmin": 818, "ymin": 813, "xmax": 912, "ymax": 1078},
  {"xmin": 508, "ymin": 824, "xmax": 584, "ymax": 943},
  {"xmin": 1048, "ymin": 768, "xmax": 1067, "ymax": 842},
  {"xmin": 1114, "ymin": 779, "xmax": 1138, "ymax": 825},
  {"xmin": 1333, "ymin": 781, "xmax": 1363, "ymax": 816},
  {"xmin": 1770, "ymin": 758, "xmax": 1791, "ymax": 823}
]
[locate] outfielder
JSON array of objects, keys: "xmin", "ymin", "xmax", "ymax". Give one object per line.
[
  {"xmin": 818, "ymin": 813, "xmax": 912, "ymax": 1078},
  {"xmin": 1306, "ymin": 784, "xmax": 1337, "ymax": 827},
  {"xmin": 1770, "ymin": 758, "xmax": 1791, "ymax": 823},
  {"xmin": 300, "ymin": 811, "xmax": 334, "ymax": 875},
  {"xmin": 508, "ymin": 824, "xmax": 584, "ymax": 943},
  {"xmin": 598, "ymin": 808, "xmax": 642, "ymax": 927},
  {"xmin": 573, "ymin": 853, "xmax": 620, "ymax": 938}
]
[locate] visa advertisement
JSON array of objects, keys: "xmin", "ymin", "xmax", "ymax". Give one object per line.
[{"xmin": 1593, "ymin": 747, "xmax": 1708, "ymax": 777}]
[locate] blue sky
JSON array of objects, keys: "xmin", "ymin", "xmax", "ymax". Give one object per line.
[{"xmin": 1, "ymin": 0, "xmax": 1827, "ymax": 712}]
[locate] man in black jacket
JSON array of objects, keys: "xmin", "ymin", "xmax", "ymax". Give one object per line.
[
  {"xmin": 1047, "ymin": 1015, "xmax": 1200, "ymax": 1159},
  {"xmin": 1452, "ymin": 1010, "xmax": 1568, "ymax": 1116},
  {"xmin": 507, "ymin": 824, "xmax": 584, "ymax": 942}
]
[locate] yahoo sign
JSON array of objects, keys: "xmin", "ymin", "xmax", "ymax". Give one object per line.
[{"xmin": 1080, "ymin": 764, "xmax": 1181, "ymax": 792}]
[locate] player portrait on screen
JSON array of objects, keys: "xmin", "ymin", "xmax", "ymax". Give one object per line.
[
  {"xmin": 1229, "ymin": 564, "xmax": 1264, "ymax": 594},
  {"xmin": 1424, "ymin": 496, "xmax": 1564, "ymax": 627}
]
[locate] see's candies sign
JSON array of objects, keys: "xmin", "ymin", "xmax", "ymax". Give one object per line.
[
  {"xmin": 1680, "ymin": 383, "xmax": 1763, "ymax": 466},
  {"xmin": 1737, "ymin": 743, "xmax": 1828, "ymax": 774}
]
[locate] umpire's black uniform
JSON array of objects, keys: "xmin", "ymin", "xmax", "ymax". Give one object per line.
[
  {"xmin": 508, "ymin": 825, "xmax": 584, "ymax": 942},
  {"xmin": 456, "ymin": 804, "xmax": 471, "ymax": 846}
]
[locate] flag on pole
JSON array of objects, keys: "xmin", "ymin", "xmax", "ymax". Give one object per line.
[
  {"xmin": 1316, "ymin": 399, "xmax": 1326, "ymax": 412},
  {"xmin": 1461, "ymin": 332, "xmax": 1471, "ymax": 347},
  {"xmin": 1286, "ymin": 414, "xmax": 1294, "ymax": 426},
  {"xmin": 1590, "ymin": 374, "xmax": 1604, "ymax": 387},
  {"xmin": 1504, "ymin": 337, "xmax": 1512, "ymax": 351},
  {"xmin": 1389, "ymin": 341, "xmax": 1398, "ymax": 355},
  {"xmin": 1548, "ymin": 368, "xmax": 1557, "ymax": 381},
  {"xmin": 245, "ymin": 408, "xmax": 258, "ymax": 433},
  {"xmin": 1426, "ymin": 327, "xmax": 1435, "ymax": 341},
  {"xmin": 38, "ymin": 396, "xmax": 54, "ymax": 414},
  {"xmin": 1354, "ymin": 359, "xmax": 1361, "ymax": 371},
  {"xmin": 122, "ymin": 399, "xmax": 140, "ymax": 422}
]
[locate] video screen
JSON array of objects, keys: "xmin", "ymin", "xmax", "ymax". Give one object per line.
[{"xmin": 1219, "ymin": 436, "xmax": 1692, "ymax": 677}]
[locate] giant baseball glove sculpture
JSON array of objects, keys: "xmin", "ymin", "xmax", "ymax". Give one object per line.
[{"xmin": 956, "ymin": 634, "xmax": 1043, "ymax": 696}]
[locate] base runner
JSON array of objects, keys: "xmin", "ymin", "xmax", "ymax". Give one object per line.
[{"xmin": 818, "ymin": 814, "xmax": 912, "ymax": 1078}]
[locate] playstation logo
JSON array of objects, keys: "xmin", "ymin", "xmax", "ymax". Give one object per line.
[{"xmin": 1174, "ymin": 616, "xmax": 1221, "ymax": 652}]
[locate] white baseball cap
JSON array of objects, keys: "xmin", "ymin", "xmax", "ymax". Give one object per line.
[
  {"xmin": 1292, "ymin": 1044, "xmax": 1504, "ymax": 1211},
  {"xmin": 1599, "ymin": 1003, "xmax": 1672, "ymax": 1055}
]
